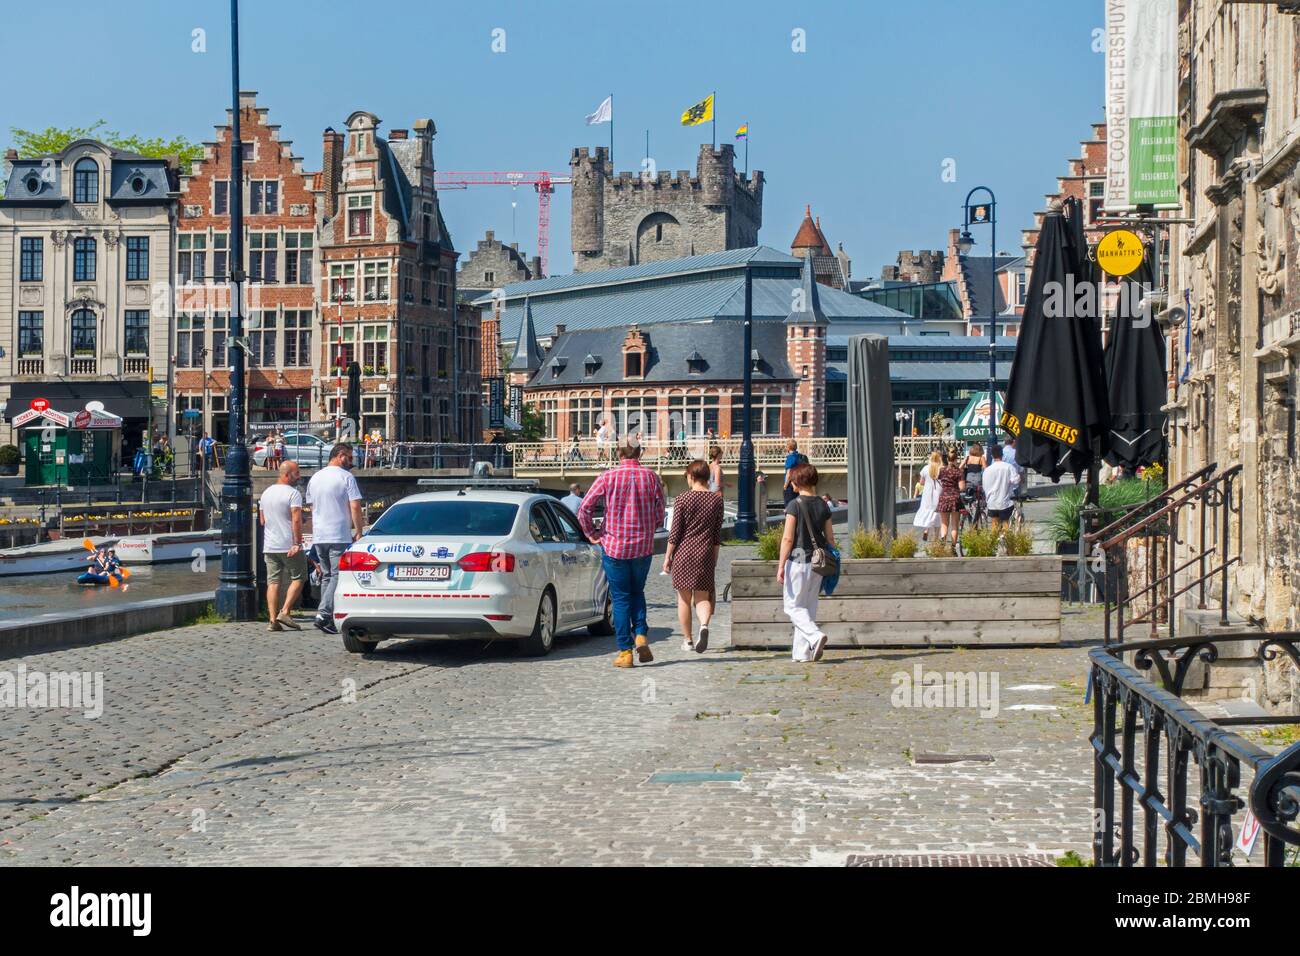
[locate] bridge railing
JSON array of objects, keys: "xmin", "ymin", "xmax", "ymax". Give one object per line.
[
  {"xmin": 507, "ymin": 435, "xmax": 942, "ymax": 473},
  {"xmin": 1090, "ymin": 633, "xmax": 1300, "ymax": 867}
]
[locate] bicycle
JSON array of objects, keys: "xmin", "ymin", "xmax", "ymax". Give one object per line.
[{"xmin": 954, "ymin": 485, "xmax": 987, "ymax": 555}]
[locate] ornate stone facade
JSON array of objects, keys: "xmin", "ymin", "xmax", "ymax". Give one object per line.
[{"xmin": 1164, "ymin": 1, "xmax": 1300, "ymax": 709}]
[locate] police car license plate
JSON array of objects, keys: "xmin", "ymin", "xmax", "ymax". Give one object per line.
[{"xmin": 390, "ymin": 564, "xmax": 452, "ymax": 581}]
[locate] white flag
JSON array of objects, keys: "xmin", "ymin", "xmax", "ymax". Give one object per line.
[{"xmin": 585, "ymin": 95, "xmax": 612, "ymax": 126}]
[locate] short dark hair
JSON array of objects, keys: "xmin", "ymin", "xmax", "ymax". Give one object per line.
[
  {"xmin": 618, "ymin": 440, "xmax": 642, "ymax": 459},
  {"xmin": 789, "ymin": 461, "xmax": 819, "ymax": 490},
  {"xmin": 686, "ymin": 459, "xmax": 710, "ymax": 484},
  {"xmin": 329, "ymin": 442, "xmax": 353, "ymax": 462}
]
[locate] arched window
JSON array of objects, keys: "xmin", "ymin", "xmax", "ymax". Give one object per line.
[
  {"xmin": 73, "ymin": 237, "xmax": 97, "ymax": 281},
  {"xmin": 73, "ymin": 158, "xmax": 99, "ymax": 204},
  {"xmin": 71, "ymin": 309, "xmax": 97, "ymax": 356}
]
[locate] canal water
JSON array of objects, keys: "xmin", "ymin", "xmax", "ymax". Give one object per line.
[{"xmin": 0, "ymin": 562, "xmax": 218, "ymax": 621}]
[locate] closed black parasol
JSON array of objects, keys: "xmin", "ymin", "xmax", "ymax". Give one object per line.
[
  {"xmin": 1000, "ymin": 197, "xmax": 1110, "ymax": 481},
  {"xmin": 1103, "ymin": 248, "xmax": 1167, "ymax": 469},
  {"xmin": 345, "ymin": 361, "xmax": 362, "ymax": 426}
]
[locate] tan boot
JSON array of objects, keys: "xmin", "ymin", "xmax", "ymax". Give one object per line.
[
  {"xmin": 613, "ymin": 650, "xmax": 634, "ymax": 668},
  {"xmin": 634, "ymin": 634, "xmax": 653, "ymax": 663}
]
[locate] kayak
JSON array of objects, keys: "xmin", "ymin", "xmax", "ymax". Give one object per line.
[{"xmin": 77, "ymin": 571, "xmax": 115, "ymax": 586}]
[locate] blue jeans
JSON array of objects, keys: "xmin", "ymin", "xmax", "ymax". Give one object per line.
[
  {"xmin": 600, "ymin": 553, "xmax": 652, "ymax": 651},
  {"xmin": 313, "ymin": 543, "xmax": 350, "ymax": 617}
]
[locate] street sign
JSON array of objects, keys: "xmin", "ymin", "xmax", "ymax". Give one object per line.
[
  {"xmin": 183, "ymin": 409, "xmax": 203, "ymax": 419},
  {"xmin": 489, "ymin": 377, "xmax": 505, "ymax": 429},
  {"xmin": 1096, "ymin": 229, "xmax": 1144, "ymax": 277}
]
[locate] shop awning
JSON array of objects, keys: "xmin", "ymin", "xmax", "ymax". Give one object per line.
[{"xmin": 4, "ymin": 380, "xmax": 151, "ymax": 422}]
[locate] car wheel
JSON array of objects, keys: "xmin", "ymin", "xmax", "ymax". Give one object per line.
[
  {"xmin": 341, "ymin": 628, "xmax": 380, "ymax": 654},
  {"xmin": 588, "ymin": 592, "xmax": 614, "ymax": 636},
  {"xmin": 518, "ymin": 590, "xmax": 556, "ymax": 657}
]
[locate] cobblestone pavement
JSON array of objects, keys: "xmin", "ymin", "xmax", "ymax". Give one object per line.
[{"xmin": 0, "ymin": 545, "xmax": 1101, "ymax": 865}]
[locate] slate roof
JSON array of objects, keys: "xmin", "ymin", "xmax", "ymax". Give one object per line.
[
  {"xmin": 526, "ymin": 320, "xmax": 797, "ymax": 388},
  {"xmin": 887, "ymin": 360, "xmax": 1014, "ymax": 381},
  {"xmin": 480, "ymin": 246, "xmax": 908, "ymax": 343},
  {"xmin": 2, "ymin": 139, "xmax": 175, "ymax": 206},
  {"xmin": 960, "ymin": 255, "xmax": 1024, "ymax": 318}
]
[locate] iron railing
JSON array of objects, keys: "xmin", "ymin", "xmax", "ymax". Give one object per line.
[
  {"xmin": 1084, "ymin": 463, "xmax": 1241, "ymax": 646},
  {"xmin": 1090, "ymin": 633, "xmax": 1300, "ymax": 867}
]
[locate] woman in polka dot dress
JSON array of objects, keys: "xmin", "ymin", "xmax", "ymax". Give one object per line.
[{"xmin": 663, "ymin": 459, "xmax": 725, "ymax": 653}]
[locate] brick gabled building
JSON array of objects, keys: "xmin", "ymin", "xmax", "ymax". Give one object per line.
[
  {"xmin": 173, "ymin": 90, "xmax": 319, "ymax": 441},
  {"xmin": 314, "ymin": 111, "xmax": 479, "ymax": 441}
]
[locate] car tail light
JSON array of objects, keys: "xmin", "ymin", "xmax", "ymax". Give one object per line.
[
  {"xmin": 457, "ymin": 551, "xmax": 515, "ymax": 573},
  {"xmin": 339, "ymin": 550, "xmax": 380, "ymax": 572}
]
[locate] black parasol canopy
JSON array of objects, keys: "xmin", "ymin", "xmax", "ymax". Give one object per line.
[
  {"xmin": 345, "ymin": 361, "xmax": 362, "ymax": 426},
  {"xmin": 1103, "ymin": 249, "xmax": 1167, "ymax": 469},
  {"xmin": 1000, "ymin": 197, "xmax": 1110, "ymax": 481}
]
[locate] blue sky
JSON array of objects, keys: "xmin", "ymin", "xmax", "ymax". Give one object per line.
[{"xmin": 3, "ymin": 0, "xmax": 1104, "ymax": 277}]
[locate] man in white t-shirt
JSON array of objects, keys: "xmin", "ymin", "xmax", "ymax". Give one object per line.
[
  {"xmin": 306, "ymin": 443, "xmax": 365, "ymax": 634},
  {"xmin": 983, "ymin": 444, "xmax": 1022, "ymax": 531},
  {"xmin": 560, "ymin": 482, "xmax": 583, "ymax": 514},
  {"xmin": 260, "ymin": 461, "xmax": 306, "ymax": 632}
]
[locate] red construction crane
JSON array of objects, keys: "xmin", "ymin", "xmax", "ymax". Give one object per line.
[{"xmin": 434, "ymin": 171, "xmax": 572, "ymax": 278}]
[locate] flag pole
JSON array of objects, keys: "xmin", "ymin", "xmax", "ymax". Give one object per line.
[
  {"xmin": 745, "ymin": 127, "xmax": 749, "ymax": 176},
  {"xmin": 609, "ymin": 92, "xmax": 614, "ymax": 167},
  {"xmin": 712, "ymin": 90, "xmax": 717, "ymax": 149}
]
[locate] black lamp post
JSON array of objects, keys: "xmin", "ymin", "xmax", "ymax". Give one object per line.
[
  {"xmin": 214, "ymin": 0, "xmax": 257, "ymax": 620},
  {"xmin": 958, "ymin": 186, "xmax": 1000, "ymax": 463},
  {"xmin": 733, "ymin": 264, "xmax": 757, "ymax": 540}
]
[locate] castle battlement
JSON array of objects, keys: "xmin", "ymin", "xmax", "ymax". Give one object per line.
[{"xmin": 570, "ymin": 143, "xmax": 763, "ymax": 271}]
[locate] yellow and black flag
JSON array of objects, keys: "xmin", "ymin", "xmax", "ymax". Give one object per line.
[{"xmin": 680, "ymin": 93, "xmax": 714, "ymax": 126}]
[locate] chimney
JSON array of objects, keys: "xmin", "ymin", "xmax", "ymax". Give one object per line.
[
  {"xmin": 321, "ymin": 127, "xmax": 344, "ymax": 220},
  {"xmin": 555, "ymin": 323, "xmax": 566, "ymax": 336},
  {"xmin": 485, "ymin": 229, "xmax": 494, "ymax": 242},
  {"xmin": 389, "ymin": 129, "xmax": 408, "ymax": 141}
]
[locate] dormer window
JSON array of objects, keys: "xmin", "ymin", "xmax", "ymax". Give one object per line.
[
  {"xmin": 750, "ymin": 349, "xmax": 762, "ymax": 373},
  {"xmin": 73, "ymin": 158, "xmax": 98, "ymax": 204},
  {"xmin": 686, "ymin": 350, "xmax": 707, "ymax": 374},
  {"xmin": 23, "ymin": 173, "xmax": 42, "ymax": 195},
  {"xmin": 128, "ymin": 171, "xmax": 148, "ymax": 195},
  {"xmin": 621, "ymin": 325, "xmax": 648, "ymax": 380},
  {"xmin": 583, "ymin": 353, "xmax": 601, "ymax": 378},
  {"xmin": 549, "ymin": 356, "xmax": 567, "ymax": 380},
  {"xmin": 625, "ymin": 352, "xmax": 642, "ymax": 378}
]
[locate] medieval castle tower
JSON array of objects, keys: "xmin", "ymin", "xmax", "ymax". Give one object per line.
[{"xmin": 569, "ymin": 144, "xmax": 763, "ymax": 272}]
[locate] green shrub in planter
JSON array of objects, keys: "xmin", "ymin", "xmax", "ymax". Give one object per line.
[
  {"xmin": 1047, "ymin": 478, "xmax": 1164, "ymax": 543},
  {"xmin": 0, "ymin": 444, "xmax": 18, "ymax": 474},
  {"xmin": 849, "ymin": 525, "xmax": 887, "ymax": 559},
  {"xmin": 755, "ymin": 524, "xmax": 783, "ymax": 561},
  {"xmin": 1002, "ymin": 526, "xmax": 1034, "ymax": 556},
  {"xmin": 960, "ymin": 526, "xmax": 1000, "ymax": 557},
  {"xmin": 925, "ymin": 538, "xmax": 956, "ymax": 558},
  {"xmin": 889, "ymin": 533, "xmax": 919, "ymax": 559}
]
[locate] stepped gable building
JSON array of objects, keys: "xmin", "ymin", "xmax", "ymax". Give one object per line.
[
  {"xmin": 478, "ymin": 246, "xmax": 909, "ymax": 443},
  {"xmin": 458, "ymin": 229, "xmax": 541, "ymax": 294},
  {"xmin": 570, "ymin": 144, "xmax": 762, "ymax": 272},
  {"xmin": 314, "ymin": 112, "xmax": 479, "ymax": 441},
  {"xmin": 789, "ymin": 205, "xmax": 851, "ymax": 290},
  {"xmin": 0, "ymin": 139, "xmax": 178, "ymax": 454},
  {"xmin": 172, "ymin": 91, "xmax": 319, "ymax": 441}
]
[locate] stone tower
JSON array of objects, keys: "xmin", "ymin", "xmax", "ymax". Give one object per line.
[{"xmin": 569, "ymin": 144, "xmax": 763, "ymax": 272}]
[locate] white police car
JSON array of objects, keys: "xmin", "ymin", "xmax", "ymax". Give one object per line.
[{"xmin": 331, "ymin": 482, "xmax": 611, "ymax": 655}]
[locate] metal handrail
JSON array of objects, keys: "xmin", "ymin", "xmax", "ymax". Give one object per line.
[
  {"xmin": 1090, "ymin": 634, "xmax": 1300, "ymax": 866},
  {"xmin": 1083, "ymin": 462, "xmax": 1217, "ymax": 547},
  {"xmin": 1095, "ymin": 463, "xmax": 1243, "ymax": 646}
]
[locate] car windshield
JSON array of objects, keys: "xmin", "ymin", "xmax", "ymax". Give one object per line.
[{"xmin": 367, "ymin": 501, "xmax": 519, "ymax": 537}]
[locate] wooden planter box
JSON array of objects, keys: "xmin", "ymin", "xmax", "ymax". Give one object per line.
[{"xmin": 730, "ymin": 556, "xmax": 1062, "ymax": 648}]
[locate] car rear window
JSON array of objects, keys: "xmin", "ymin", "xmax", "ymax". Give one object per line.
[{"xmin": 367, "ymin": 501, "xmax": 518, "ymax": 537}]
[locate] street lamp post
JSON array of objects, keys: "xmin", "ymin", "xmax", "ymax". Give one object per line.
[
  {"xmin": 958, "ymin": 187, "xmax": 1000, "ymax": 464},
  {"xmin": 734, "ymin": 264, "xmax": 757, "ymax": 540},
  {"xmin": 214, "ymin": 0, "xmax": 257, "ymax": 620}
]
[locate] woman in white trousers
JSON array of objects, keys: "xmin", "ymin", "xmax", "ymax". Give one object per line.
[{"xmin": 777, "ymin": 462, "xmax": 837, "ymax": 663}]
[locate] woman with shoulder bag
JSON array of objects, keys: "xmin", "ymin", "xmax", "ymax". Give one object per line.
[{"xmin": 777, "ymin": 461, "xmax": 838, "ymax": 663}]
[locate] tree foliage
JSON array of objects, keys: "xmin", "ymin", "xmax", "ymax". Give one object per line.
[{"xmin": 8, "ymin": 121, "xmax": 204, "ymax": 173}]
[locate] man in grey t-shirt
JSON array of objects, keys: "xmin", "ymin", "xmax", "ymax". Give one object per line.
[{"xmin": 306, "ymin": 443, "xmax": 364, "ymax": 635}]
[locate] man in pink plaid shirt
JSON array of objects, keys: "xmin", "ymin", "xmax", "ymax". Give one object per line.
[{"xmin": 578, "ymin": 441, "xmax": 665, "ymax": 668}]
